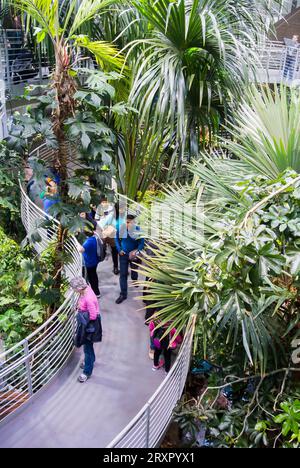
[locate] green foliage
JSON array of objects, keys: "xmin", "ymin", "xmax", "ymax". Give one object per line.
[
  {"xmin": 66, "ymin": 69, "xmax": 135, "ymax": 204},
  {"xmin": 274, "ymin": 400, "xmax": 300, "ymax": 446},
  {"xmin": 8, "ymin": 70, "xmax": 133, "ymax": 230},
  {"xmin": 7, "ymin": 97, "xmax": 58, "ymax": 153},
  {"xmin": 0, "ymin": 229, "xmax": 65, "ymax": 349},
  {"xmin": 129, "ymin": 0, "xmax": 280, "ymax": 160},
  {"xmin": 173, "ymin": 360, "xmax": 300, "ymax": 448},
  {"xmin": 224, "ymin": 85, "xmax": 300, "ymax": 180},
  {"xmin": 139, "ymin": 170, "xmax": 300, "ymax": 372},
  {"xmin": 0, "ymin": 143, "xmax": 25, "ymax": 240},
  {"xmin": 21, "ymin": 242, "xmax": 68, "ymax": 305},
  {"xmin": 12, "ymin": 0, "xmax": 124, "ymax": 70}
]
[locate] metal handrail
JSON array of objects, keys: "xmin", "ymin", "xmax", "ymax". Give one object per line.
[
  {"xmin": 254, "ymin": 41, "xmax": 300, "ymax": 82},
  {"xmin": 106, "ymin": 316, "xmax": 196, "ymax": 448},
  {"xmin": 0, "ymin": 145, "xmax": 82, "ymax": 422}
]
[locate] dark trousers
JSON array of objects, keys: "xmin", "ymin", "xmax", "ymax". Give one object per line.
[
  {"xmin": 111, "ymin": 245, "xmax": 119, "ymax": 270},
  {"xmin": 83, "ymin": 266, "xmax": 100, "ymax": 296},
  {"xmin": 154, "ymin": 348, "xmax": 172, "ymax": 372},
  {"xmin": 119, "ymin": 254, "xmax": 138, "ymax": 297},
  {"xmin": 83, "ymin": 341, "xmax": 95, "ymax": 376}
]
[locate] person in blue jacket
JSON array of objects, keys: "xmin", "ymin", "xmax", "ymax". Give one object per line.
[
  {"xmin": 41, "ymin": 180, "xmax": 60, "ymax": 214},
  {"xmin": 76, "ymin": 229, "xmax": 101, "ymax": 298},
  {"xmin": 115, "ymin": 214, "xmax": 144, "ymax": 304},
  {"xmin": 40, "ymin": 179, "xmax": 60, "ymax": 239}
]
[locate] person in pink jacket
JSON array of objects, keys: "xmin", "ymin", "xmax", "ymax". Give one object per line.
[
  {"xmin": 149, "ymin": 320, "xmax": 182, "ymax": 374},
  {"xmin": 70, "ymin": 276, "xmax": 100, "ymax": 382}
]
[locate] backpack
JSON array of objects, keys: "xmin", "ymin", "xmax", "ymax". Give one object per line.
[{"xmin": 94, "ymin": 233, "xmax": 106, "ymax": 263}]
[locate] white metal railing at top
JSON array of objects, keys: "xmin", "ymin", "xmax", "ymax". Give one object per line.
[
  {"xmin": 0, "ymin": 150, "xmax": 82, "ymax": 422},
  {"xmin": 256, "ymin": 41, "xmax": 300, "ymax": 82},
  {"xmin": 107, "ymin": 316, "xmax": 196, "ymax": 448}
]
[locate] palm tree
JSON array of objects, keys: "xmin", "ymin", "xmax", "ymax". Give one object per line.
[
  {"xmin": 5, "ymin": 0, "xmax": 126, "ymax": 302},
  {"xmin": 116, "ymin": 113, "xmax": 171, "ymax": 201},
  {"xmin": 11, "ymin": 0, "xmax": 125, "ymax": 199},
  {"xmin": 127, "ymin": 0, "xmax": 278, "ymax": 163}
]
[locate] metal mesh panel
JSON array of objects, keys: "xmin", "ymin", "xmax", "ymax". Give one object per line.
[{"xmin": 0, "ymin": 29, "xmax": 52, "ymax": 98}]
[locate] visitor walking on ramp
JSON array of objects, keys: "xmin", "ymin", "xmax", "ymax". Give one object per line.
[
  {"xmin": 70, "ymin": 277, "xmax": 102, "ymax": 383},
  {"xmin": 150, "ymin": 321, "xmax": 182, "ymax": 374},
  {"xmin": 76, "ymin": 229, "xmax": 105, "ymax": 298},
  {"xmin": 115, "ymin": 214, "xmax": 145, "ymax": 304}
]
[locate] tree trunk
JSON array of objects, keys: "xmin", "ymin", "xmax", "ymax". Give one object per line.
[
  {"xmin": 52, "ymin": 43, "xmax": 77, "ymax": 201},
  {"xmin": 49, "ymin": 44, "xmax": 77, "ymax": 305}
]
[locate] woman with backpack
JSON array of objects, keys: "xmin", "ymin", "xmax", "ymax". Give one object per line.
[
  {"xmin": 70, "ymin": 277, "xmax": 102, "ymax": 383},
  {"xmin": 149, "ymin": 320, "xmax": 182, "ymax": 374}
]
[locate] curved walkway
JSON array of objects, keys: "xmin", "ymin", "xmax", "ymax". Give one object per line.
[{"xmin": 0, "ymin": 258, "xmax": 163, "ymax": 448}]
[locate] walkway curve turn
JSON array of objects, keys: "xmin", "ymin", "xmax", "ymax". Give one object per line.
[{"xmin": 0, "ymin": 145, "xmax": 194, "ymax": 447}]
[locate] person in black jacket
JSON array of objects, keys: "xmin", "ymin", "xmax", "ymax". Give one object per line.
[{"xmin": 74, "ymin": 311, "xmax": 102, "ymax": 348}]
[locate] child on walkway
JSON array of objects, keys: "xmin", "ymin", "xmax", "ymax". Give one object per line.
[{"xmin": 149, "ymin": 320, "xmax": 182, "ymax": 374}]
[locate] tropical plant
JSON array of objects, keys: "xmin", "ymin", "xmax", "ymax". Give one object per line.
[
  {"xmin": 127, "ymin": 0, "xmax": 280, "ymax": 163},
  {"xmin": 9, "ymin": 0, "xmax": 125, "ymax": 198},
  {"xmin": 0, "ymin": 228, "xmax": 56, "ymax": 348},
  {"xmin": 94, "ymin": 1, "xmax": 147, "ymax": 52},
  {"xmin": 4, "ymin": 0, "xmax": 128, "ymax": 301},
  {"xmin": 133, "ymin": 84, "xmax": 300, "ymax": 369},
  {"xmin": 137, "ymin": 167, "xmax": 300, "ymax": 372},
  {"xmin": 223, "ymin": 85, "xmax": 300, "ymax": 179},
  {"xmin": 172, "ymin": 373, "xmax": 300, "ymax": 448},
  {"xmin": 273, "ymin": 399, "xmax": 300, "ymax": 447},
  {"xmin": 116, "ymin": 114, "xmax": 171, "ymax": 200},
  {"xmin": 0, "ymin": 143, "xmax": 25, "ymax": 240}
]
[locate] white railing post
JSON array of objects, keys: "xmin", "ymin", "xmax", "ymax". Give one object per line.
[
  {"xmin": 25, "ymin": 192, "xmax": 30, "ymax": 232},
  {"xmin": 178, "ymin": 354, "xmax": 184, "ymax": 400},
  {"xmin": 23, "ymin": 339, "xmax": 33, "ymax": 396},
  {"xmin": 145, "ymin": 403, "xmax": 151, "ymax": 448},
  {"xmin": 3, "ymin": 31, "xmax": 11, "ymax": 94},
  {"xmin": 295, "ymin": 49, "xmax": 300, "ymax": 80}
]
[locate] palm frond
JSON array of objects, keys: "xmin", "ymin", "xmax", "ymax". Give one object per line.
[
  {"xmin": 74, "ymin": 36, "xmax": 126, "ymax": 73},
  {"xmin": 128, "ymin": 0, "xmax": 271, "ymax": 156},
  {"xmin": 12, "ymin": 0, "xmax": 59, "ymax": 39},
  {"xmin": 69, "ymin": 0, "xmax": 114, "ymax": 35},
  {"xmin": 225, "ymin": 85, "xmax": 300, "ymax": 179}
]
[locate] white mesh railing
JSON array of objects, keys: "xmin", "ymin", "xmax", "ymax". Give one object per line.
[
  {"xmin": 107, "ymin": 316, "xmax": 195, "ymax": 448},
  {"xmin": 0, "ymin": 29, "xmax": 52, "ymax": 98},
  {"xmin": 0, "ymin": 145, "xmax": 82, "ymax": 422},
  {"xmin": 255, "ymin": 41, "xmax": 300, "ymax": 82}
]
